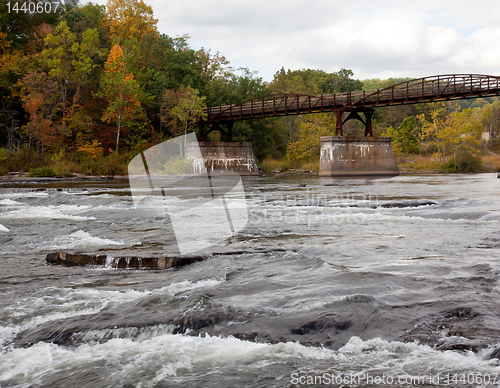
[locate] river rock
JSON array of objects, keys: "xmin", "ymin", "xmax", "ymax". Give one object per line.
[
  {"xmin": 490, "ymin": 348, "xmax": 500, "ymax": 359},
  {"xmin": 46, "ymin": 252, "xmax": 206, "ymax": 270},
  {"xmin": 46, "ymin": 247, "xmax": 295, "ymax": 270}
]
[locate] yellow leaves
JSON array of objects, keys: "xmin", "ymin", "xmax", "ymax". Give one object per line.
[
  {"xmin": 77, "ymin": 139, "xmax": 104, "ymax": 159},
  {"xmin": 286, "ymin": 114, "xmax": 334, "ymax": 161},
  {"xmin": 106, "ymin": 0, "xmax": 158, "ymax": 42},
  {"xmin": 0, "ymin": 32, "xmax": 11, "ymax": 53},
  {"xmin": 0, "ymin": 30, "xmax": 21, "ymax": 77},
  {"xmin": 418, "ymin": 104, "xmax": 482, "ymax": 160}
]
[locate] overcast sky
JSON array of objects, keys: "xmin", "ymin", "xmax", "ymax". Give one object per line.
[{"xmin": 85, "ymin": 0, "xmax": 500, "ymax": 82}]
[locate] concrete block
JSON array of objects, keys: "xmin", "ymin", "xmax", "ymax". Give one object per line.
[{"xmin": 319, "ymin": 136, "xmax": 399, "ymax": 177}]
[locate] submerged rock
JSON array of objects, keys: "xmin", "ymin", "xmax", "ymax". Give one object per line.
[
  {"xmin": 46, "ymin": 247, "xmax": 295, "ymax": 270},
  {"xmin": 379, "ymin": 199, "xmax": 437, "ymax": 208},
  {"xmin": 489, "ymin": 348, "xmax": 500, "ymax": 359},
  {"xmin": 46, "ymin": 252, "xmax": 205, "ymax": 270}
]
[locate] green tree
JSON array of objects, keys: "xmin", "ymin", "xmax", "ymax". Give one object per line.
[
  {"xmin": 170, "ymin": 85, "xmax": 207, "ymax": 137},
  {"xmin": 382, "ymin": 116, "xmax": 420, "ymax": 155},
  {"xmin": 71, "ymin": 28, "xmax": 107, "ymax": 97},
  {"xmin": 321, "ymin": 68, "xmax": 364, "ymax": 93},
  {"xmin": 42, "ymin": 21, "xmax": 76, "ymax": 120}
]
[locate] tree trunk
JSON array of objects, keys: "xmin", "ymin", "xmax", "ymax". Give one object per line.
[{"xmin": 116, "ymin": 107, "xmax": 121, "ymax": 154}]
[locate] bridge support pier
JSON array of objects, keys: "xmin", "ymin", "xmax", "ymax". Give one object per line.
[
  {"xmin": 319, "ymin": 136, "xmax": 399, "ymax": 177},
  {"xmin": 187, "ymin": 142, "xmax": 260, "ymax": 176},
  {"xmin": 198, "ymin": 122, "xmax": 233, "ymax": 142},
  {"xmin": 335, "ymin": 108, "xmax": 374, "ymax": 136}
]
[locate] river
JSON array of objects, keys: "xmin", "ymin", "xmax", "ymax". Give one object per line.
[{"xmin": 1, "ymin": 173, "xmax": 500, "ymax": 387}]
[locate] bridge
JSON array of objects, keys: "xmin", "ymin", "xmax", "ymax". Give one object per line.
[{"xmin": 199, "ymin": 74, "xmax": 500, "ymax": 139}]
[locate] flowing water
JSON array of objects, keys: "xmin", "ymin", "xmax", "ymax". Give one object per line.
[{"xmin": 1, "ymin": 174, "xmax": 500, "ymax": 387}]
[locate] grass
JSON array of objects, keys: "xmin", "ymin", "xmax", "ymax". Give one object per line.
[
  {"xmin": 397, "ymin": 155, "xmax": 445, "ymax": 172},
  {"xmin": 258, "ymin": 158, "xmax": 320, "ymax": 173},
  {"xmin": 259, "ymin": 153, "xmax": 496, "ymax": 175},
  {"xmin": 481, "ymin": 154, "xmax": 500, "ymax": 172},
  {"xmin": 398, "ymin": 151, "xmax": 500, "ymax": 173}
]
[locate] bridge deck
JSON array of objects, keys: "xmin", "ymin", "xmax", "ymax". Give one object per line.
[{"xmin": 202, "ymin": 74, "xmax": 500, "ymax": 124}]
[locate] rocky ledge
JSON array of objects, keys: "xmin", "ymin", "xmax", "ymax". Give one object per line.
[
  {"xmin": 46, "ymin": 247, "xmax": 294, "ymax": 270},
  {"xmin": 46, "ymin": 252, "xmax": 206, "ymax": 270}
]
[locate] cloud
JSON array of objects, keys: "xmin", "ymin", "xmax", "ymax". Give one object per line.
[{"xmin": 86, "ymin": 0, "xmax": 500, "ymax": 81}]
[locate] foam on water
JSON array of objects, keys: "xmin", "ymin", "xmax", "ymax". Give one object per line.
[
  {"xmin": 40, "ymin": 230, "xmax": 124, "ymax": 250},
  {"xmin": 0, "ymin": 204, "xmax": 94, "ymax": 220},
  {"xmin": 0, "ymin": 278, "xmax": 225, "ymax": 348},
  {"xmin": 0, "ymin": 191, "xmax": 48, "ymax": 198},
  {"xmin": 2, "ymin": 175, "xmax": 500, "ymax": 386},
  {"xmin": 0, "ymin": 199, "xmax": 22, "ymax": 206},
  {"xmin": 1, "ymin": 334, "xmax": 500, "ymax": 387}
]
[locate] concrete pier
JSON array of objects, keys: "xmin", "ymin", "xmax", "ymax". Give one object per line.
[
  {"xmin": 188, "ymin": 142, "xmax": 259, "ymax": 176},
  {"xmin": 319, "ymin": 136, "xmax": 399, "ymax": 177}
]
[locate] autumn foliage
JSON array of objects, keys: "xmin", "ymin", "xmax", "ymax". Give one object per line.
[{"xmin": 0, "ymin": 0, "xmax": 499, "ymax": 176}]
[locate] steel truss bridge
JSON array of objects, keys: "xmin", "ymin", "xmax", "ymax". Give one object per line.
[{"xmin": 199, "ymin": 74, "xmax": 500, "ymax": 140}]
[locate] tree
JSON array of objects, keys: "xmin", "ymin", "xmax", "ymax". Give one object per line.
[
  {"xmin": 19, "ymin": 71, "xmax": 59, "ymax": 159},
  {"xmin": 0, "ymin": 30, "xmax": 24, "ymax": 158},
  {"xmin": 42, "ymin": 21, "xmax": 106, "ymax": 146},
  {"xmin": 420, "ymin": 105, "xmax": 481, "ymax": 166},
  {"xmin": 382, "ymin": 116, "xmax": 420, "ymax": 155},
  {"xmin": 170, "ymin": 85, "xmax": 207, "ymax": 137},
  {"xmin": 98, "ymin": 43, "xmax": 145, "ymax": 153},
  {"xmin": 418, "ymin": 106, "xmax": 446, "ymax": 160},
  {"xmin": 321, "ymin": 68, "xmax": 364, "ymax": 93},
  {"xmin": 286, "ymin": 113, "xmax": 334, "ymax": 161},
  {"xmin": 106, "ymin": 0, "xmax": 158, "ymax": 42},
  {"xmin": 42, "ymin": 21, "xmax": 76, "ymax": 120},
  {"xmin": 71, "ymin": 27, "xmax": 107, "ymax": 97}
]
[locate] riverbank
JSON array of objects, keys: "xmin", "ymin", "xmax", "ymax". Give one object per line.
[
  {"xmin": 260, "ymin": 147, "xmax": 500, "ymax": 175},
  {"xmin": 0, "ymin": 172, "xmax": 128, "ymax": 182},
  {"xmin": 2, "ymin": 151, "xmax": 500, "ymax": 180}
]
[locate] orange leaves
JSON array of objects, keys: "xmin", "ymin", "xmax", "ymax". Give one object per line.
[
  {"xmin": 99, "ymin": 43, "xmax": 145, "ymax": 152},
  {"xmin": 102, "ymin": 44, "xmax": 141, "ymax": 117},
  {"xmin": 105, "ymin": 44, "xmax": 125, "ymax": 73},
  {"xmin": 19, "ymin": 71, "xmax": 60, "ymax": 148}
]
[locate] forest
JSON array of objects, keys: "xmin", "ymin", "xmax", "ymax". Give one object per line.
[{"xmin": 1, "ymin": 0, "xmax": 500, "ymax": 176}]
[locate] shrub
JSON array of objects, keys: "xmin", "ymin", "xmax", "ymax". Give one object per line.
[
  {"xmin": 487, "ymin": 138, "xmax": 500, "ymax": 154},
  {"xmin": 443, "ymin": 150, "xmax": 482, "ymax": 172},
  {"xmin": 29, "ymin": 166, "xmax": 56, "ymax": 177},
  {"xmin": 163, "ymin": 155, "xmax": 193, "ymax": 174}
]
